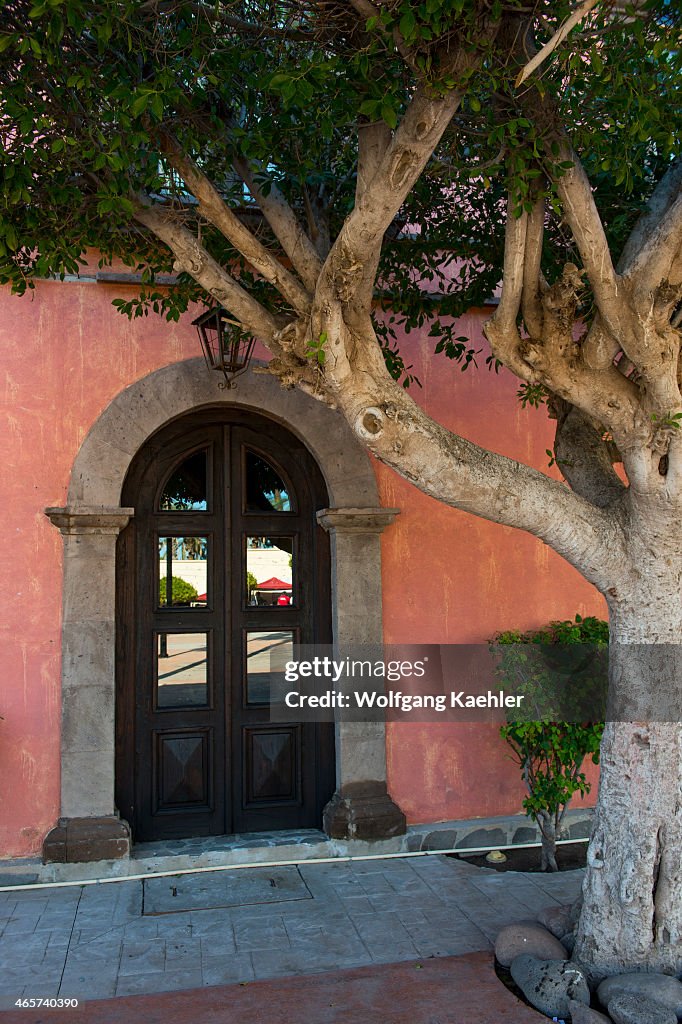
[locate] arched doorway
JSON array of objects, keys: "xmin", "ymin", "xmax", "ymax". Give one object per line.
[
  {"xmin": 115, "ymin": 407, "xmax": 335, "ymax": 841},
  {"xmin": 43, "ymin": 359, "xmax": 404, "ymax": 864}
]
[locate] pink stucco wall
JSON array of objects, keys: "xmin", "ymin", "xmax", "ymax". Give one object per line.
[{"xmin": 0, "ymin": 281, "xmax": 603, "ymax": 858}]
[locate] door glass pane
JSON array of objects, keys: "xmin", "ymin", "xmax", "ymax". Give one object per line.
[
  {"xmin": 158, "ymin": 536, "xmax": 208, "ymax": 608},
  {"xmin": 246, "ymin": 536, "xmax": 294, "ymax": 606},
  {"xmin": 156, "ymin": 633, "xmax": 209, "ymax": 708},
  {"xmin": 159, "ymin": 451, "xmax": 208, "ymax": 511},
  {"xmin": 246, "ymin": 631, "xmax": 294, "ymax": 705},
  {"xmin": 245, "ymin": 450, "xmax": 292, "ymax": 512}
]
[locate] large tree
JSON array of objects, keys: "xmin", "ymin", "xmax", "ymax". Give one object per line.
[{"xmin": 1, "ymin": 0, "xmax": 680, "ymax": 979}]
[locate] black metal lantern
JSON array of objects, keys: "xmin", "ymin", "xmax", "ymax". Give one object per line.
[{"xmin": 192, "ymin": 306, "xmax": 255, "ymax": 387}]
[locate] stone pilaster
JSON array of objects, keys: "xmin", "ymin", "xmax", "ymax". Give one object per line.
[
  {"xmin": 316, "ymin": 507, "xmax": 406, "ymax": 840},
  {"xmin": 43, "ymin": 506, "xmax": 134, "ymax": 863}
]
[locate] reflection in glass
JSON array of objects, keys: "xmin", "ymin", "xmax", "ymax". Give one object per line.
[
  {"xmin": 246, "ymin": 631, "xmax": 293, "ymax": 704},
  {"xmin": 158, "ymin": 536, "xmax": 208, "ymax": 608},
  {"xmin": 246, "ymin": 537, "xmax": 294, "ymax": 606},
  {"xmin": 245, "ymin": 450, "xmax": 292, "ymax": 512},
  {"xmin": 159, "ymin": 451, "xmax": 208, "ymax": 511},
  {"xmin": 157, "ymin": 633, "xmax": 208, "ymax": 708}
]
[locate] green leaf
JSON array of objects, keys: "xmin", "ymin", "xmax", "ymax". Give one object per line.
[
  {"xmin": 399, "ymin": 11, "xmax": 416, "ymax": 39},
  {"xmin": 381, "ymin": 101, "xmax": 398, "ymax": 129}
]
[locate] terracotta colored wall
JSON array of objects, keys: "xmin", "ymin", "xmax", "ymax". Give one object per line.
[
  {"xmin": 0, "ymin": 279, "xmax": 202, "ymax": 858},
  {"xmin": 0, "ymin": 281, "xmax": 603, "ymax": 858},
  {"xmin": 378, "ymin": 312, "xmax": 604, "ymax": 823}
]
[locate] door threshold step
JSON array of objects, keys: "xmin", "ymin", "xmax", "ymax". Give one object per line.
[{"xmin": 0, "ymin": 831, "xmax": 407, "ymax": 888}]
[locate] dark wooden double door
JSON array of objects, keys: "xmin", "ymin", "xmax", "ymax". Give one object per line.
[{"xmin": 116, "ymin": 408, "xmax": 334, "ymax": 842}]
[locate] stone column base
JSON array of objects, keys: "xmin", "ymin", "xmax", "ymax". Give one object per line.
[
  {"xmin": 42, "ymin": 816, "xmax": 131, "ymax": 864},
  {"xmin": 323, "ymin": 782, "xmax": 406, "ymax": 841}
]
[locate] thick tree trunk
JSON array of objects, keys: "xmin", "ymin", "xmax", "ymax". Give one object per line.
[{"xmin": 574, "ymin": 560, "xmax": 682, "ymax": 979}]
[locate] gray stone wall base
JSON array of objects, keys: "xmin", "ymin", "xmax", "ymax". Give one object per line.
[
  {"xmin": 406, "ymin": 807, "xmax": 595, "ymax": 852},
  {"xmin": 42, "ymin": 816, "xmax": 131, "ymax": 864},
  {"xmin": 323, "ymin": 782, "xmax": 407, "ymax": 841}
]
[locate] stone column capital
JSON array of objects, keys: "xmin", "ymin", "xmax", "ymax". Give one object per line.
[
  {"xmin": 316, "ymin": 507, "xmax": 400, "ymax": 534},
  {"xmin": 45, "ymin": 506, "xmax": 134, "ymax": 536}
]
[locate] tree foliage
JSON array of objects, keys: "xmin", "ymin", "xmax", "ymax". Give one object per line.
[
  {"xmin": 494, "ymin": 615, "xmax": 608, "ymax": 870},
  {"xmin": 159, "ymin": 574, "xmax": 199, "ymax": 605},
  {"xmin": 0, "ymin": 0, "xmax": 678, "ymax": 383}
]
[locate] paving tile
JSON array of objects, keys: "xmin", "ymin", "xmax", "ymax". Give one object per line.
[
  {"xmin": 187, "ymin": 909, "xmax": 233, "ymax": 934},
  {"xmin": 118, "ymin": 940, "xmax": 166, "ymax": 976},
  {"xmin": 1, "ymin": 918, "xmax": 41, "ymax": 936},
  {"xmin": 59, "ymin": 975, "xmax": 118, "ymax": 1000},
  {"xmin": 120, "ymin": 918, "xmax": 161, "ymax": 941},
  {"xmin": 199, "ymin": 933, "xmax": 237, "ymax": 959},
  {"xmin": 65, "ymin": 941, "xmax": 122, "ymax": 968},
  {"xmin": 249, "ymin": 947, "xmax": 369, "ymax": 980},
  {"xmin": 8, "ymin": 900, "xmax": 49, "ymax": 917},
  {"xmin": 201, "ymin": 953, "xmax": 255, "ymax": 987},
  {"xmin": 116, "ymin": 970, "xmax": 203, "ymax": 997},
  {"xmin": 33, "ymin": 913, "xmax": 79, "ymax": 933},
  {"xmin": 164, "ymin": 938, "xmax": 203, "ymax": 962},
  {"xmin": 0, "ymin": 934, "xmax": 52, "ymax": 961},
  {"xmin": 233, "ymin": 918, "xmax": 290, "ymax": 952}
]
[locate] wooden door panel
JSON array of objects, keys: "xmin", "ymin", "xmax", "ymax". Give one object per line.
[
  {"xmin": 116, "ymin": 409, "xmax": 334, "ymax": 843},
  {"xmin": 154, "ymin": 729, "xmax": 212, "ymax": 811},
  {"xmin": 243, "ymin": 726, "xmax": 301, "ymax": 805}
]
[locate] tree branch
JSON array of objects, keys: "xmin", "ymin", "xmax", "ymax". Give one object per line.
[
  {"xmin": 623, "ymin": 191, "xmax": 682, "ymax": 300},
  {"xmin": 316, "ymin": 76, "xmax": 480, "ymax": 329},
  {"xmin": 159, "ymin": 136, "xmax": 313, "ymax": 315},
  {"xmin": 553, "ymin": 143, "xmax": 628, "ymax": 344},
  {"xmin": 515, "ymin": 0, "xmax": 599, "ymax": 87},
  {"xmin": 553, "ymin": 401, "xmax": 626, "ymax": 508},
  {"xmin": 232, "ymin": 157, "xmax": 323, "ymax": 293},
  {"xmin": 484, "ymin": 201, "xmax": 537, "ymax": 382},
  {"xmin": 326, "ymin": 330, "xmax": 629, "ymax": 594},
  {"xmin": 133, "ymin": 200, "xmax": 282, "ymax": 345},
  {"xmin": 356, "ymin": 120, "xmax": 393, "ymax": 203},
  {"xmin": 617, "ymin": 158, "xmax": 682, "ymax": 275},
  {"xmin": 348, "ymin": 0, "xmax": 419, "ymax": 71},
  {"xmin": 521, "ymin": 192, "xmax": 548, "ymax": 340}
]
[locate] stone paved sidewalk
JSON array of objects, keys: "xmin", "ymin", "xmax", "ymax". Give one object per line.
[{"xmin": 0, "ymin": 855, "xmax": 583, "ymax": 1004}]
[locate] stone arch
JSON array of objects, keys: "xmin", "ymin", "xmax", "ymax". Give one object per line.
[{"xmin": 44, "ymin": 359, "xmax": 404, "ymax": 863}]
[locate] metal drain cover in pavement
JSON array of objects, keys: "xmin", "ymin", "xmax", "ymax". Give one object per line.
[{"xmin": 142, "ymin": 865, "xmax": 313, "ymax": 915}]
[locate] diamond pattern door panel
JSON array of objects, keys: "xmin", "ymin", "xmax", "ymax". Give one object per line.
[
  {"xmin": 154, "ymin": 730, "xmax": 212, "ymax": 811},
  {"xmin": 244, "ymin": 726, "xmax": 300, "ymax": 805}
]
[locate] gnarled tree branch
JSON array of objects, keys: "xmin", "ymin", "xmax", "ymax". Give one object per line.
[
  {"xmin": 160, "ymin": 135, "xmax": 313, "ymax": 315},
  {"xmin": 553, "ymin": 143, "xmax": 628, "ymax": 345},
  {"xmin": 521, "ymin": 191, "xmax": 548, "ymax": 340},
  {"xmin": 232, "ymin": 156, "xmax": 323, "ymax": 293},
  {"xmin": 553, "ymin": 401, "xmax": 626, "ymax": 508},
  {"xmin": 617, "ymin": 158, "xmax": 682, "ymax": 275},
  {"xmin": 133, "ymin": 199, "xmax": 282, "ymax": 346}
]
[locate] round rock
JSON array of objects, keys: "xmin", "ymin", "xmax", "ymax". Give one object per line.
[
  {"xmin": 495, "ymin": 921, "xmax": 567, "ymax": 967},
  {"xmin": 537, "ymin": 904, "xmax": 573, "ymax": 939},
  {"xmin": 608, "ymin": 992, "xmax": 677, "ymax": 1024},
  {"xmin": 568, "ymin": 1000, "xmax": 611, "ymax": 1024},
  {"xmin": 568, "ymin": 1000, "xmax": 612, "ymax": 1024},
  {"xmin": 597, "ymin": 973, "xmax": 682, "ymax": 1015},
  {"xmin": 510, "ymin": 954, "xmax": 591, "ymax": 1018}
]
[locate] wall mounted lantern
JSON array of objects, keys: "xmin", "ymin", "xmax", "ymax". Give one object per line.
[{"xmin": 192, "ymin": 306, "xmax": 255, "ymax": 388}]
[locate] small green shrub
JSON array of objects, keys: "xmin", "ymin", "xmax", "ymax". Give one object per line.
[
  {"xmin": 159, "ymin": 575, "xmax": 199, "ymax": 606},
  {"xmin": 493, "ymin": 615, "xmax": 607, "ymax": 871}
]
